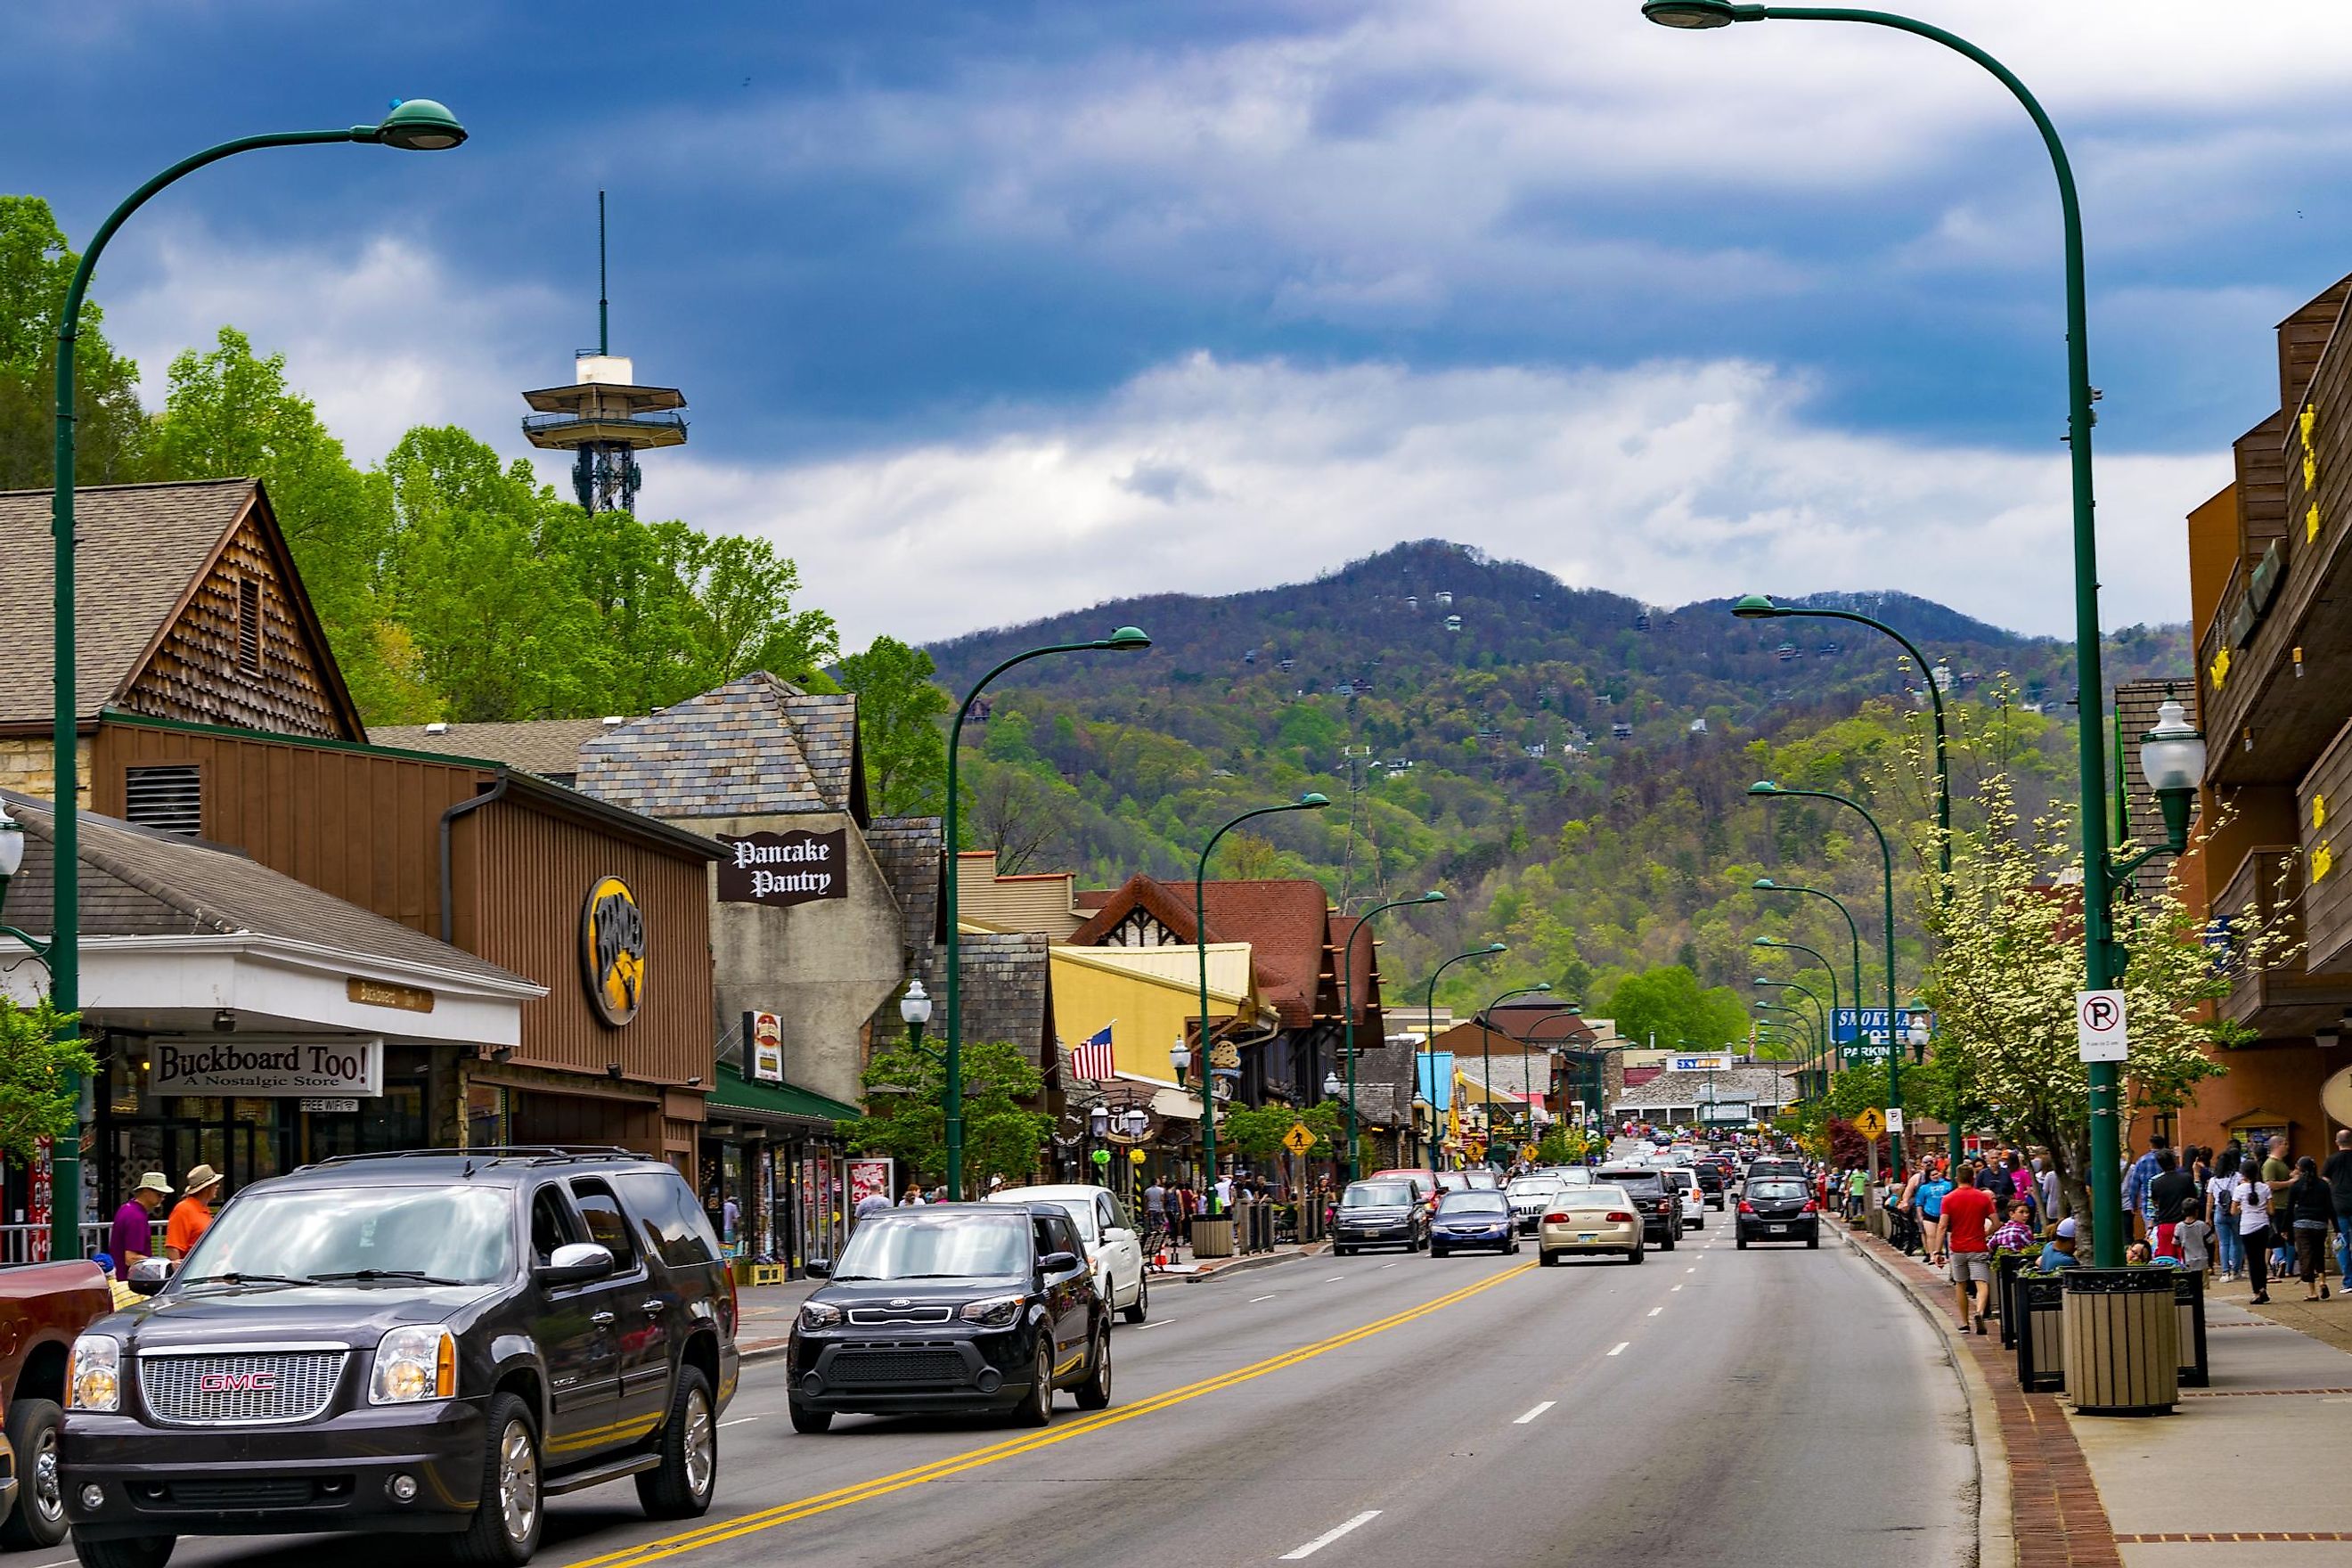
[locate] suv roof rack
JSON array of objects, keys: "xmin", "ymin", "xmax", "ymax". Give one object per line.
[{"xmin": 306, "ymin": 1145, "xmax": 641, "ymax": 1171}]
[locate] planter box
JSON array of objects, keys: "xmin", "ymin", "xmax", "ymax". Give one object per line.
[{"xmin": 2062, "ymin": 1268, "xmax": 2179, "ymax": 1417}]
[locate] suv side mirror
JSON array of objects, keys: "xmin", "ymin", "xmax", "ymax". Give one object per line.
[
  {"xmin": 1102, "ymin": 1226, "xmax": 1135, "ymax": 1244},
  {"xmin": 1038, "ymin": 1250, "xmax": 1082, "ymax": 1276},
  {"xmin": 804, "ymin": 1259, "xmax": 832, "ymax": 1278},
  {"xmin": 128, "ymin": 1257, "xmax": 174, "ymax": 1297},
  {"xmin": 537, "ymin": 1241, "xmax": 616, "ymax": 1287}
]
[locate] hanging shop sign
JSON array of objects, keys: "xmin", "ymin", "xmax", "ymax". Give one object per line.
[
  {"xmin": 151, "ymin": 1035, "xmax": 384, "ymax": 1098},
  {"xmin": 747, "ymin": 1010, "xmax": 785, "ymax": 1083},
  {"xmin": 582, "ymin": 874, "xmax": 648, "ymax": 1026},
  {"xmin": 718, "ymin": 829, "xmax": 849, "ymax": 908}
]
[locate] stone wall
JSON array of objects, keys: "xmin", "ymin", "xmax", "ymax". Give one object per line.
[{"xmin": 0, "ymin": 738, "xmax": 94, "ymax": 809}]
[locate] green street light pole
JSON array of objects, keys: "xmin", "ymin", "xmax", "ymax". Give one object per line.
[
  {"xmin": 1523, "ymin": 1009, "xmax": 1598, "ymax": 1145},
  {"xmin": 1753, "ymin": 979, "xmax": 1827, "ymax": 1093},
  {"xmin": 1422, "ymin": 943, "xmax": 1507, "ymax": 1168},
  {"xmin": 1751, "ymin": 781, "xmax": 1903, "ymax": 1173},
  {"xmin": 1472, "ymin": 984, "xmax": 1554, "ymax": 1163},
  {"xmin": 1752, "ymin": 880, "xmax": 1864, "ymax": 1027},
  {"xmin": 1754, "ymin": 1000, "xmax": 1818, "ymax": 1065},
  {"xmin": 40, "ymin": 101, "xmax": 469, "ymax": 1261},
  {"xmin": 943, "ymin": 627, "xmax": 1151, "ymax": 1200},
  {"xmin": 1339, "ymin": 891, "xmax": 1446, "ymax": 1182},
  {"xmin": 1750, "ymin": 937, "xmax": 1840, "ymax": 1049},
  {"xmin": 1646, "ymin": 0, "xmax": 2123, "ymax": 1264},
  {"xmin": 1191, "ymin": 794, "xmax": 1329, "ymax": 1211}
]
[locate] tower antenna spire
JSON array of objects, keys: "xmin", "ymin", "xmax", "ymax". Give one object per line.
[{"xmin": 597, "ymin": 189, "xmax": 609, "ymax": 356}]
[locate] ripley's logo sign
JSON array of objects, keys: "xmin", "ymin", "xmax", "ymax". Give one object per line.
[
  {"xmin": 581, "ymin": 874, "xmax": 647, "ymax": 1028},
  {"xmin": 199, "ymin": 1372, "xmax": 279, "ymax": 1393},
  {"xmin": 717, "ymin": 829, "xmax": 848, "ymax": 908}
]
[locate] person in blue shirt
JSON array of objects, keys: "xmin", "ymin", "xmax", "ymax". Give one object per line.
[
  {"xmin": 1916, "ymin": 1164, "xmax": 1956, "ymax": 1264},
  {"xmin": 2038, "ymin": 1215, "xmax": 2081, "ymax": 1272},
  {"xmin": 2122, "ymin": 1133, "xmax": 2168, "ymax": 1245}
]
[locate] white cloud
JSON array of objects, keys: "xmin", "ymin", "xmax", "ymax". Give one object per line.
[{"xmin": 657, "ymin": 351, "xmax": 2220, "ymax": 649}]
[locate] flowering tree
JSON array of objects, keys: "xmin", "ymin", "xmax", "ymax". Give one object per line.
[
  {"xmin": 1919, "ymin": 777, "xmax": 2291, "ymax": 1221},
  {"xmin": 0, "ymin": 996, "xmax": 90, "ymax": 1165}
]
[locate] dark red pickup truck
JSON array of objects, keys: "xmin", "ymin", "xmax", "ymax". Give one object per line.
[{"xmin": 1, "ymin": 1259, "xmax": 116, "ymax": 1550}]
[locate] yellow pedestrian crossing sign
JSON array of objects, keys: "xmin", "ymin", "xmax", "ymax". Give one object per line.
[
  {"xmin": 1521, "ymin": 1144, "xmax": 1540, "ymax": 1164},
  {"xmin": 1852, "ymin": 1107, "xmax": 1887, "ymax": 1139},
  {"xmin": 1283, "ymin": 1122, "xmax": 1316, "ymax": 1156}
]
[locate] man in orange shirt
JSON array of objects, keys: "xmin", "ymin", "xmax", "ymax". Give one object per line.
[{"xmin": 164, "ymin": 1164, "xmax": 224, "ymax": 1260}]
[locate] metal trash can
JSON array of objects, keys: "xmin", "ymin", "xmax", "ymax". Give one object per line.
[
  {"xmin": 2062, "ymin": 1268, "xmax": 2179, "ymax": 1416},
  {"xmin": 2013, "ymin": 1272, "xmax": 2067, "ymax": 1392},
  {"xmin": 2173, "ymin": 1267, "xmax": 2210, "ymax": 1389},
  {"xmin": 1995, "ymin": 1253, "xmax": 2029, "ymax": 1350},
  {"xmin": 1190, "ymin": 1215, "xmax": 1237, "ymax": 1258}
]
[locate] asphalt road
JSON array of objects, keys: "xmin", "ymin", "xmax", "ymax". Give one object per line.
[{"xmin": 88, "ymin": 1215, "xmax": 1975, "ymax": 1568}]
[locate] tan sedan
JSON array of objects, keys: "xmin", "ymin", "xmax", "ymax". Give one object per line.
[{"xmin": 1538, "ymin": 1184, "xmax": 1645, "ymax": 1266}]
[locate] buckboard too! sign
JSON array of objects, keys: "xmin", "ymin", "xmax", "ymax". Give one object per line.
[
  {"xmin": 151, "ymin": 1036, "xmax": 384, "ymax": 1097},
  {"xmin": 718, "ymin": 829, "xmax": 849, "ymax": 907}
]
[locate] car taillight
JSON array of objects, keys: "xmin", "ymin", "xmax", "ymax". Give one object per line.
[
  {"xmin": 1738, "ymin": 1200, "xmax": 1754, "ymax": 1213},
  {"xmin": 1544, "ymin": 1213, "xmax": 1569, "ymax": 1224},
  {"xmin": 1801, "ymin": 1201, "xmax": 1817, "ymax": 1213},
  {"xmin": 1606, "ymin": 1212, "xmax": 1635, "ymax": 1223}
]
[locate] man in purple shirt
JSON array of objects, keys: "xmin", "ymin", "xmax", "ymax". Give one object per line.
[{"xmin": 109, "ymin": 1172, "xmax": 170, "ymax": 1280}]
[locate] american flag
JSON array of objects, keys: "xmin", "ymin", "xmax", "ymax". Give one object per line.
[{"xmin": 1072, "ymin": 1024, "xmax": 1115, "ymax": 1082}]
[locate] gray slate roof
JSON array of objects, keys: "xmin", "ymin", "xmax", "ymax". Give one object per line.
[
  {"xmin": 0, "ymin": 480, "xmax": 254, "ymax": 724},
  {"xmin": 1610, "ymin": 1066, "xmax": 1798, "ymax": 1110},
  {"xmin": 578, "ymin": 674, "xmax": 862, "ymax": 820},
  {"xmin": 369, "ymin": 718, "xmax": 618, "ymax": 778},
  {"xmin": 960, "ymin": 929, "xmax": 1054, "ymax": 1069},
  {"xmin": 0, "ymin": 789, "xmax": 535, "ymax": 991}
]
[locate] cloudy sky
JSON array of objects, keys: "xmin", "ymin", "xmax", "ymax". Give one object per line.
[{"xmin": 7, "ymin": 1, "xmax": 2350, "ymax": 646}]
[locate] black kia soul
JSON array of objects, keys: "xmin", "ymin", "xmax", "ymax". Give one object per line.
[
  {"xmin": 62, "ymin": 1149, "xmax": 739, "ymax": 1568},
  {"xmin": 788, "ymin": 1205, "xmax": 1111, "ymax": 1432}
]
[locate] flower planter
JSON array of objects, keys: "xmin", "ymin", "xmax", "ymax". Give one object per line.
[{"xmin": 2062, "ymin": 1267, "xmax": 2179, "ymax": 1417}]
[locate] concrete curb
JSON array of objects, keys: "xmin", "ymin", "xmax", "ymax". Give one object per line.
[
  {"xmin": 1172, "ymin": 1244, "xmax": 1330, "ymax": 1285},
  {"xmin": 1836, "ymin": 1227, "xmax": 2016, "ymax": 1568}
]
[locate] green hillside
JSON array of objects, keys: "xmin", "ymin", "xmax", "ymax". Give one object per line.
[{"xmin": 927, "ymin": 540, "xmax": 2191, "ymax": 1026}]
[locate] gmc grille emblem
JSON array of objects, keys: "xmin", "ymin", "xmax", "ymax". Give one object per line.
[{"xmin": 197, "ymin": 1372, "xmax": 280, "ymax": 1393}]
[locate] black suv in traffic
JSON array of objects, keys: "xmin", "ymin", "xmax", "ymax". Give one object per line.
[
  {"xmin": 1331, "ymin": 1179, "xmax": 1431, "ymax": 1255},
  {"xmin": 788, "ymin": 1204, "xmax": 1111, "ymax": 1432},
  {"xmin": 1592, "ymin": 1167, "xmax": 1679, "ymax": 1251},
  {"xmin": 63, "ymin": 1147, "xmax": 739, "ymax": 1568}
]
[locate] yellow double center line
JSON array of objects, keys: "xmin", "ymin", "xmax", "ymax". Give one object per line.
[{"xmin": 568, "ymin": 1260, "xmax": 1537, "ymax": 1568}]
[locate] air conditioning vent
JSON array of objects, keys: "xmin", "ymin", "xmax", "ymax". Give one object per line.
[{"xmin": 125, "ymin": 765, "xmax": 202, "ymax": 837}]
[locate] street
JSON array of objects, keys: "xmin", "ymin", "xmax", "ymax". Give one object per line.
[{"xmin": 78, "ymin": 1233, "xmax": 1966, "ymax": 1568}]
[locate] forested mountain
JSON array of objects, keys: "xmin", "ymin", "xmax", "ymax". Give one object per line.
[{"xmin": 927, "ymin": 540, "xmax": 2191, "ymax": 1024}]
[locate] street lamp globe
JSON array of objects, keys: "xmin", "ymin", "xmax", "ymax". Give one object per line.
[
  {"xmin": 374, "ymin": 99, "xmax": 468, "ymax": 151},
  {"xmin": 1747, "ymin": 780, "xmax": 1784, "ymax": 796},
  {"xmin": 1297, "ymin": 792, "xmax": 1332, "ymax": 808},
  {"xmin": 2139, "ymin": 697, "xmax": 2206, "ymax": 794},
  {"xmin": 1105, "ymin": 626, "xmax": 1153, "ymax": 649},
  {"xmin": 1322, "ymin": 1071, "xmax": 1343, "ymax": 1098},
  {"xmin": 1123, "ymin": 1107, "xmax": 1150, "ymax": 1139},
  {"xmin": 0, "ymin": 804, "xmax": 22, "ymax": 881},
  {"xmin": 899, "ymin": 979, "xmax": 933, "ymax": 1026},
  {"xmin": 1730, "ymin": 592, "xmax": 1782, "ymax": 618},
  {"xmin": 1752, "ymin": 878, "xmax": 1778, "ymax": 891},
  {"xmin": 1088, "ymin": 1105, "xmax": 1111, "ymax": 1139},
  {"xmin": 1642, "ymin": 0, "xmax": 1753, "ymax": 27},
  {"xmin": 1169, "ymin": 1041, "xmax": 1192, "ymax": 1079}
]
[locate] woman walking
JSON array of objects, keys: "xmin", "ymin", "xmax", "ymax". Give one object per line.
[
  {"xmin": 2208, "ymin": 1147, "xmax": 2244, "ymax": 1281},
  {"xmin": 2287, "ymin": 1156, "xmax": 2334, "ymax": 1302},
  {"xmin": 2234, "ymin": 1160, "xmax": 2276, "ymax": 1306}
]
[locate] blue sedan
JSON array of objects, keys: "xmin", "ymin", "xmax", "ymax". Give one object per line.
[{"xmin": 1429, "ymin": 1190, "xmax": 1520, "ymax": 1256}]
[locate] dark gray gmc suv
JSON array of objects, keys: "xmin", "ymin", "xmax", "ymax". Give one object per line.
[{"xmin": 61, "ymin": 1147, "xmax": 739, "ymax": 1568}]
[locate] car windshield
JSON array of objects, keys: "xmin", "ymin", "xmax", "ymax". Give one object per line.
[
  {"xmin": 1438, "ymin": 1193, "xmax": 1508, "ymax": 1215},
  {"xmin": 833, "ymin": 1213, "xmax": 1031, "ymax": 1280},
  {"xmin": 1343, "ymin": 1182, "xmax": 1416, "ymax": 1207},
  {"xmin": 1507, "ymin": 1179, "xmax": 1562, "ymax": 1197},
  {"xmin": 178, "ymin": 1184, "xmax": 513, "ymax": 1287},
  {"xmin": 1750, "ymin": 1181, "xmax": 1809, "ymax": 1200}
]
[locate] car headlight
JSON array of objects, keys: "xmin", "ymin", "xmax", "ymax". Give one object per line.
[
  {"xmin": 797, "ymin": 1301, "xmax": 845, "ymax": 1332},
  {"xmin": 68, "ymin": 1335, "xmax": 121, "ymax": 1412},
  {"xmin": 959, "ymin": 1294, "xmax": 1023, "ymax": 1328},
  {"xmin": 369, "ymin": 1327, "xmax": 456, "ymax": 1404}
]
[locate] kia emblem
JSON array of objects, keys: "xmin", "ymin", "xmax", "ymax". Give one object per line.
[{"xmin": 889, "ymin": 1298, "xmax": 911, "ymax": 1309}]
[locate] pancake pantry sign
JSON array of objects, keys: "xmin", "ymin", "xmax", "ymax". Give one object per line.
[{"xmin": 718, "ymin": 829, "xmax": 848, "ymax": 908}]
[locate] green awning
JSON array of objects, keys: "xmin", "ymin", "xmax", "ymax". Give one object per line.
[{"xmin": 705, "ymin": 1062, "xmax": 863, "ymax": 1127}]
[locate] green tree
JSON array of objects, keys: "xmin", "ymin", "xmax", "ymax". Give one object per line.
[
  {"xmin": 834, "ymin": 635, "xmax": 950, "ymax": 816},
  {"xmin": 843, "ymin": 1039, "xmax": 1049, "ymax": 1190},
  {"xmin": 0, "ymin": 196, "xmax": 153, "ymax": 488},
  {"xmin": 0, "ymin": 997, "xmax": 94, "ymax": 1165},
  {"xmin": 1602, "ymin": 965, "xmax": 1749, "ymax": 1050}
]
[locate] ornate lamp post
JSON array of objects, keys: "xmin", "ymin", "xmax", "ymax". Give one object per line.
[
  {"xmin": 1337, "ymin": 890, "xmax": 1445, "ymax": 1182},
  {"xmin": 1191, "ymin": 794, "xmax": 1330, "ymax": 1213},
  {"xmin": 1421, "ymin": 943, "xmax": 1507, "ymax": 1168},
  {"xmin": 943, "ymin": 626, "xmax": 1150, "ymax": 1200},
  {"xmin": 38, "ymin": 102, "xmax": 468, "ymax": 1259}
]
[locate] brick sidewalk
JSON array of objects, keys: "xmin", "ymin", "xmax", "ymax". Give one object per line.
[{"xmin": 1842, "ymin": 1227, "xmax": 2120, "ymax": 1568}]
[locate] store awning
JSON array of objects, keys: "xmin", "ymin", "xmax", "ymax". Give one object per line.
[
  {"xmin": 1109, "ymin": 1071, "xmax": 1202, "ymax": 1123},
  {"xmin": 705, "ymin": 1063, "xmax": 863, "ymax": 1131}
]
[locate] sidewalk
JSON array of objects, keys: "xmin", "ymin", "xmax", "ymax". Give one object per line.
[
  {"xmin": 1841, "ymin": 1224, "xmax": 2352, "ymax": 1567},
  {"xmin": 731, "ymin": 1242, "xmax": 1332, "ymax": 1360}
]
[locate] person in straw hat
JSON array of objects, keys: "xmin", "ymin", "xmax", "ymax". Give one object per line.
[
  {"xmin": 165, "ymin": 1164, "xmax": 225, "ymax": 1261},
  {"xmin": 108, "ymin": 1171, "xmax": 171, "ymax": 1281}
]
